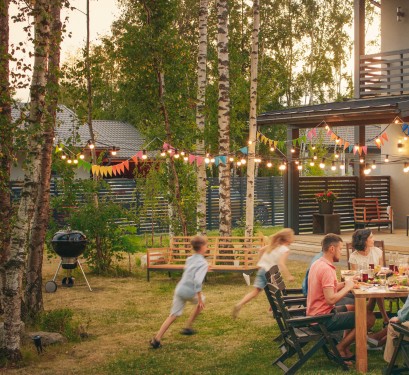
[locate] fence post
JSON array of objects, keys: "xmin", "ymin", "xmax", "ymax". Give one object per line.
[
  {"xmin": 270, "ymin": 177, "xmax": 275, "ymax": 226},
  {"xmin": 206, "ymin": 183, "xmax": 212, "ymax": 231}
]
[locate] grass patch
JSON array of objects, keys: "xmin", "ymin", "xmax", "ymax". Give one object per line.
[{"xmin": 7, "ymin": 244, "xmax": 391, "ymax": 374}]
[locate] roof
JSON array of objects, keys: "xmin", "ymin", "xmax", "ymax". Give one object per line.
[
  {"xmin": 12, "ymin": 104, "xmax": 146, "ymax": 159},
  {"xmin": 257, "ymin": 95, "xmax": 409, "ymax": 128}
]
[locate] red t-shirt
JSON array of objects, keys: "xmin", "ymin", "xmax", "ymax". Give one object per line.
[{"xmin": 306, "ymin": 257, "xmax": 337, "ymax": 316}]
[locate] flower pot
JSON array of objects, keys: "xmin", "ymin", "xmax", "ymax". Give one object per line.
[{"xmin": 318, "ymin": 202, "xmax": 334, "ymax": 214}]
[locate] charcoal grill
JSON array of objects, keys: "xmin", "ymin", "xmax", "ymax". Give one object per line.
[{"xmin": 45, "ymin": 229, "xmax": 92, "ymax": 292}]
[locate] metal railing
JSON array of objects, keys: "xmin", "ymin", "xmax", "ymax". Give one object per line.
[{"xmin": 359, "ymin": 49, "xmax": 409, "ymax": 97}]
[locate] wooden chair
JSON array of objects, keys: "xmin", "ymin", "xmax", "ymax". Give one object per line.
[
  {"xmin": 345, "ymin": 240, "xmax": 386, "ymax": 270},
  {"xmin": 266, "ymin": 282, "xmax": 349, "ymax": 374},
  {"xmin": 384, "ymin": 323, "xmax": 409, "ymax": 375},
  {"xmin": 352, "ymin": 198, "xmax": 393, "ymax": 233},
  {"xmin": 267, "ymin": 265, "xmax": 304, "ymax": 298}
]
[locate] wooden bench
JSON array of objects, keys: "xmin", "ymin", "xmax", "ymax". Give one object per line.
[
  {"xmin": 352, "ymin": 198, "xmax": 393, "ymax": 233},
  {"xmin": 146, "ymin": 236, "xmax": 265, "ymax": 281}
]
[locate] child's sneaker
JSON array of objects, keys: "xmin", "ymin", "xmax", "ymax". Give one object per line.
[
  {"xmin": 180, "ymin": 328, "xmax": 196, "ymax": 335},
  {"xmin": 149, "ymin": 338, "xmax": 161, "ymax": 349}
]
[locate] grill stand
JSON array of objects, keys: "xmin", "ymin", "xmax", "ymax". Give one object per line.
[{"xmin": 51, "ymin": 259, "xmax": 92, "ymax": 292}]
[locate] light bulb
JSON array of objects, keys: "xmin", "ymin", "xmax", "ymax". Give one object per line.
[
  {"xmin": 79, "ymin": 154, "xmax": 85, "ymax": 160},
  {"xmin": 309, "ymin": 161, "xmax": 315, "ymax": 167},
  {"xmin": 67, "ymin": 159, "xmax": 72, "ymax": 164},
  {"xmin": 339, "ymin": 164, "xmax": 345, "ymax": 170},
  {"xmin": 297, "ymin": 165, "xmax": 302, "ymax": 171},
  {"xmin": 204, "ymin": 157, "xmax": 210, "ymax": 164},
  {"xmin": 183, "ymin": 156, "xmax": 188, "ymax": 162},
  {"xmin": 73, "ymin": 159, "xmax": 78, "ymax": 164},
  {"xmin": 267, "ymin": 162, "xmax": 272, "ymax": 168},
  {"xmin": 360, "ymin": 158, "xmax": 365, "ymax": 164},
  {"xmin": 210, "ymin": 158, "xmax": 215, "ymax": 163},
  {"xmin": 241, "ymin": 158, "xmax": 246, "ymax": 165},
  {"xmin": 142, "ymin": 150, "xmax": 148, "ymax": 160},
  {"xmin": 160, "ymin": 150, "xmax": 166, "ymax": 157},
  {"xmin": 61, "ymin": 154, "xmax": 67, "ymax": 160},
  {"xmin": 385, "ymin": 155, "xmax": 389, "ymax": 163},
  {"xmin": 270, "ymin": 147, "xmax": 275, "ymax": 152},
  {"xmin": 291, "ymin": 147, "xmax": 295, "ymax": 153},
  {"xmin": 229, "ymin": 157, "xmax": 234, "ymax": 162},
  {"xmin": 371, "ymin": 160, "xmax": 376, "ymax": 169}
]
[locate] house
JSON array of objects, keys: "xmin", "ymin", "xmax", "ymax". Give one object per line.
[
  {"xmin": 257, "ymin": 0, "xmax": 409, "ymax": 232},
  {"xmin": 11, "ymin": 105, "xmax": 147, "ymax": 180}
]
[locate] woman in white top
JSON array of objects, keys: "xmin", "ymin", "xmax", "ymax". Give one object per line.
[
  {"xmin": 232, "ymin": 228, "xmax": 295, "ymax": 319},
  {"xmin": 350, "ymin": 229, "xmax": 389, "ymax": 326}
]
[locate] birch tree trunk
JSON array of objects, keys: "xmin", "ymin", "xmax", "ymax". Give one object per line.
[
  {"xmin": 24, "ymin": 0, "xmax": 62, "ymax": 321},
  {"xmin": 245, "ymin": 0, "xmax": 260, "ymax": 238},
  {"xmin": 0, "ymin": 0, "xmax": 12, "ymax": 315},
  {"xmin": 217, "ymin": 0, "xmax": 231, "ymax": 237},
  {"xmin": 196, "ymin": 0, "xmax": 208, "ymax": 235},
  {"xmin": 3, "ymin": 0, "xmax": 51, "ymax": 360}
]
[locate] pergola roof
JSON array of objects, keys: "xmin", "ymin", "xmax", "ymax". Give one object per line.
[{"xmin": 257, "ymin": 95, "xmax": 409, "ymax": 128}]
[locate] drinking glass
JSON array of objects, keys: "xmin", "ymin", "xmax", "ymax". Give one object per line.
[
  {"xmin": 378, "ymin": 273, "xmax": 387, "ymax": 289},
  {"xmin": 389, "ymin": 252, "xmax": 395, "ymax": 271}
]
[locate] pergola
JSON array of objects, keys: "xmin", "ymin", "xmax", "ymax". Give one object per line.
[{"xmin": 256, "ymin": 95, "xmax": 409, "ymax": 233}]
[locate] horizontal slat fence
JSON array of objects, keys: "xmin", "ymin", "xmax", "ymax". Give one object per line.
[{"xmin": 298, "ymin": 176, "xmax": 391, "ymax": 233}]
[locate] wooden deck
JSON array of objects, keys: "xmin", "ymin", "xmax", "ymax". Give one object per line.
[{"xmin": 291, "ymin": 229, "xmax": 409, "ymax": 263}]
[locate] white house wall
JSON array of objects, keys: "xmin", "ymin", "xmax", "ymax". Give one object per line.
[
  {"xmin": 380, "ymin": 122, "xmax": 409, "ymax": 229},
  {"xmin": 381, "ymin": 0, "xmax": 409, "ymax": 52}
]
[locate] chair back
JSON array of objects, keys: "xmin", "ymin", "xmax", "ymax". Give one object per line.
[{"xmin": 345, "ymin": 240, "xmax": 385, "ymax": 270}]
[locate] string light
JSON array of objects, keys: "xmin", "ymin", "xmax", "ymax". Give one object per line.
[
  {"xmin": 311, "ymin": 146, "xmax": 316, "ymax": 150},
  {"xmin": 360, "ymin": 157, "xmax": 365, "ymax": 164},
  {"xmin": 183, "ymin": 155, "xmax": 188, "ymax": 162},
  {"xmin": 142, "ymin": 150, "xmax": 148, "ymax": 160},
  {"xmin": 229, "ymin": 157, "xmax": 234, "ymax": 162},
  {"xmin": 73, "ymin": 159, "xmax": 78, "ymax": 164},
  {"xmin": 371, "ymin": 160, "xmax": 376, "ymax": 169},
  {"xmin": 67, "ymin": 159, "xmax": 72, "ymax": 164},
  {"xmin": 255, "ymin": 158, "xmax": 261, "ymax": 163},
  {"xmin": 319, "ymin": 158, "xmax": 325, "ymax": 169},
  {"xmin": 339, "ymin": 163, "xmax": 345, "ymax": 170},
  {"xmin": 335, "ymin": 137, "xmax": 340, "ymax": 144},
  {"xmin": 237, "ymin": 160, "xmax": 242, "ymax": 166},
  {"xmin": 334, "ymin": 151, "xmax": 339, "ymax": 159},
  {"xmin": 61, "ymin": 154, "xmax": 67, "ymax": 160},
  {"xmin": 210, "ymin": 157, "xmax": 216, "ymax": 163},
  {"xmin": 385, "ymin": 155, "xmax": 389, "ymax": 163},
  {"xmin": 267, "ymin": 162, "xmax": 273, "ymax": 168},
  {"xmin": 270, "ymin": 146, "xmax": 275, "ymax": 152},
  {"xmin": 160, "ymin": 149, "xmax": 166, "ymax": 157},
  {"xmin": 240, "ymin": 157, "xmax": 247, "ymax": 165},
  {"xmin": 309, "ymin": 160, "xmax": 315, "ymax": 167},
  {"xmin": 364, "ymin": 163, "xmax": 371, "ymax": 175},
  {"xmin": 331, "ymin": 161, "xmax": 336, "ymax": 171},
  {"xmin": 248, "ymin": 140, "xmax": 253, "ymax": 145},
  {"xmin": 313, "ymin": 153, "xmax": 317, "ymax": 160},
  {"xmin": 180, "ymin": 150, "xmax": 185, "ymax": 156},
  {"xmin": 174, "ymin": 149, "xmax": 180, "ymax": 159},
  {"xmin": 375, "ymin": 137, "xmax": 381, "ymax": 146},
  {"xmin": 167, "ymin": 148, "xmax": 173, "ymax": 154},
  {"xmin": 87, "ymin": 140, "xmax": 95, "ymax": 149},
  {"xmin": 204, "ymin": 156, "xmax": 210, "ymax": 164},
  {"xmin": 110, "ymin": 146, "xmax": 117, "ymax": 156},
  {"xmin": 295, "ymin": 160, "xmax": 299, "ymax": 165},
  {"xmin": 290, "ymin": 147, "xmax": 295, "ymax": 153},
  {"xmin": 297, "ymin": 164, "xmax": 302, "ymax": 171},
  {"xmin": 404, "ymin": 163, "xmax": 409, "ymax": 173},
  {"xmin": 279, "ymin": 161, "xmax": 286, "ymax": 171},
  {"xmin": 79, "ymin": 153, "xmax": 85, "ymax": 160}
]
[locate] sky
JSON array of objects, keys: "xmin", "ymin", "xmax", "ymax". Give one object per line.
[{"xmin": 10, "ymin": 0, "xmax": 121, "ymax": 101}]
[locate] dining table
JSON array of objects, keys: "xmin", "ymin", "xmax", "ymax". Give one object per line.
[{"xmin": 352, "ymin": 287, "xmax": 409, "ymax": 373}]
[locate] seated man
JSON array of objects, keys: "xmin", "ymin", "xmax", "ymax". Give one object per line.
[
  {"xmin": 384, "ymin": 295, "xmax": 409, "ymax": 364},
  {"xmin": 307, "ymin": 233, "xmax": 375, "ymax": 359}
]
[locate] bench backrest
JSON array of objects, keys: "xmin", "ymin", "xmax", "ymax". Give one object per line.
[{"xmin": 352, "ymin": 198, "xmax": 390, "ymax": 222}]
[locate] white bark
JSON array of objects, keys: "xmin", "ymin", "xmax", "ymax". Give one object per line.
[
  {"xmin": 245, "ymin": 0, "xmax": 260, "ymax": 237},
  {"xmin": 3, "ymin": 0, "xmax": 50, "ymax": 360},
  {"xmin": 217, "ymin": 0, "xmax": 231, "ymax": 237},
  {"xmin": 196, "ymin": 0, "xmax": 208, "ymax": 235}
]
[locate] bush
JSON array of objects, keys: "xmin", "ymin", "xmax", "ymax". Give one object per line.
[{"xmin": 39, "ymin": 308, "xmax": 88, "ymax": 342}]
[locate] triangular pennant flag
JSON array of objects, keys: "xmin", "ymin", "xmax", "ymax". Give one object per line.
[
  {"xmin": 327, "ymin": 129, "xmax": 332, "ymax": 136},
  {"xmin": 132, "ymin": 154, "xmax": 138, "ymax": 163},
  {"xmin": 136, "ymin": 151, "xmax": 143, "ymax": 159},
  {"xmin": 353, "ymin": 146, "xmax": 357, "ymax": 155},
  {"xmin": 312, "ymin": 128, "xmax": 317, "ymax": 137},
  {"xmin": 330, "ymin": 133, "xmax": 337, "ymax": 141},
  {"xmin": 219, "ymin": 156, "xmax": 227, "ymax": 165},
  {"xmin": 402, "ymin": 124, "xmax": 408, "ymax": 132},
  {"xmin": 307, "ymin": 130, "xmax": 313, "ymax": 140},
  {"xmin": 196, "ymin": 156, "xmax": 204, "ymax": 166},
  {"xmin": 381, "ymin": 132, "xmax": 389, "ymax": 141},
  {"xmin": 338, "ymin": 138, "xmax": 344, "ymax": 146},
  {"xmin": 274, "ymin": 140, "xmax": 278, "ymax": 148},
  {"xmin": 261, "ymin": 135, "xmax": 267, "ymax": 144},
  {"xmin": 92, "ymin": 165, "xmax": 98, "ymax": 176},
  {"xmin": 344, "ymin": 141, "xmax": 349, "ymax": 150},
  {"xmin": 124, "ymin": 160, "xmax": 130, "ymax": 171},
  {"xmin": 256, "ymin": 131, "xmax": 261, "ymax": 140},
  {"xmin": 214, "ymin": 156, "xmax": 220, "ymax": 166},
  {"xmin": 119, "ymin": 163, "xmax": 125, "ymax": 174},
  {"xmin": 268, "ymin": 139, "xmax": 273, "ymax": 147},
  {"xmin": 112, "ymin": 164, "xmax": 118, "ymax": 176},
  {"xmin": 189, "ymin": 155, "xmax": 196, "ymax": 164},
  {"xmin": 348, "ymin": 144, "xmax": 354, "ymax": 153},
  {"xmin": 362, "ymin": 146, "xmax": 368, "ymax": 155},
  {"xmin": 358, "ymin": 147, "xmax": 362, "ymax": 156},
  {"xmin": 240, "ymin": 147, "xmax": 248, "ymax": 155},
  {"xmin": 163, "ymin": 143, "xmax": 170, "ymax": 150}
]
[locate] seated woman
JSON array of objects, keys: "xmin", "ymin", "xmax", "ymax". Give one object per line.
[{"xmin": 350, "ymin": 229, "xmax": 388, "ymax": 346}]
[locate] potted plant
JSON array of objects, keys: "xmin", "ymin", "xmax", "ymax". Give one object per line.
[{"xmin": 315, "ymin": 190, "xmax": 338, "ymax": 214}]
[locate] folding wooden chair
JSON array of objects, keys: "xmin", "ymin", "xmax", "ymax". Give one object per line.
[
  {"xmin": 384, "ymin": 323, "xmax": 409, "ymax": 375},
  {"xmin": 266, "ymin": 282, "xmax": 349, "ymax": 374}
]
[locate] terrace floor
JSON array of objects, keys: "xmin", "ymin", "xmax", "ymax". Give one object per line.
[{"xmin": 291, "ymin": 228, "xmax": 409, "ymax": 265}]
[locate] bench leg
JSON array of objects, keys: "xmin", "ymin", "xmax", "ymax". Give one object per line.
[
  {"xmin": 147, "ymin": 269, "xmax": 150, "ymax": 282},
  {"xmin": 168, "ymin": 271, "xmax": 171, "ymax": 278}
]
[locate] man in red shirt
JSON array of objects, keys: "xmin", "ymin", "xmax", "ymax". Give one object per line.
[{"xmin": 307, "ymin": 233, "xmax": 375, "ymax": 360}]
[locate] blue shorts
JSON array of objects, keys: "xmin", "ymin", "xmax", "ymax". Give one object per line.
[{"xmin": 253, "ymin": 268, "xmax": 268, "ymax": 289}]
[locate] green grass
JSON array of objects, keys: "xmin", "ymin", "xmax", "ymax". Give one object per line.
[{"xmin": 13, "ymin": 245, "xmax": 391, "ymax": 375}]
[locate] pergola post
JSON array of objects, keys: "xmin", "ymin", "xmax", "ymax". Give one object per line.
[
  {"xmin": 354, "ymin": 0, "xmax": 365, "ymax": 99},
  {"xmin": 284, "ymin": 126, "xmax": 300, "ymax": 234},
  {"xmin": 354, "ymin": 125, "xmax": 366, "ymax": 197}
]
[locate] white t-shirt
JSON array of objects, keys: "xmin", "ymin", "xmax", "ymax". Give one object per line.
[
  {"xmin": 349, "ymin": 246, "xmax": 383, "ymax": 268},
  {"xmin": 257, "ymin": 245, "xmax": 289, "ymax": 272}
]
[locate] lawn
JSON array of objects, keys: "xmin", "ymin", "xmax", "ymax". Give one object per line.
[{"xmin": 8, "ymin": 253, "xmax": 387, "ymax": 374}]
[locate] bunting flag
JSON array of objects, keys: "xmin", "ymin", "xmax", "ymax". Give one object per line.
[
  {"xmin": 124, "ymin": 160, "xmax": 130, "ymax": 171},
  {"xmin": 219, "ymin": 156, "xmax": 227, "ymax": 165},
  {"xmin": 362, "ymin": 146, "xmax": 368, "ymax": 155},
  {"xmin": 188, "ymin": 154, "xmax": 196, "ymax": 164},
  {"xmin": 343, "ymin": 141, "xmax": 350, "ymax": 150},
  {"xmin": 240, "ymin": 147, "xmax": 248, "ymax": 155}
]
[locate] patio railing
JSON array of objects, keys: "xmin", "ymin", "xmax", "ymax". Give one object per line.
[{"xmin": 359, "ymin": 49, "xmax": 409, "ymax": 98}]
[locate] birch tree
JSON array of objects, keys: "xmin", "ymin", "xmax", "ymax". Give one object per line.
[
  {"xmin": 196, "ymin": 0, "xmax": 208, "ymax": 235},
  {"xmin": 245, "ymin": 0, "xmax": 260, "ymax": 237},
  {"xmin": 3, "ymin": 0, "xmax": 51, "ymax": 360},
  {"xmin": 217, "ymin": 0, "xmax": 231, "ymax": 236},
  {"xmin": 0, "ymin": 0, "xmax": 11, "ymax": 315},
  {"xmin": 24, "ymin": 0, "xmax": 63, "ymax": 320}
]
